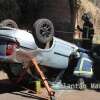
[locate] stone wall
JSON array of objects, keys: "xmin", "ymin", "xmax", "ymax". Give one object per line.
[
  {"xmin": 75, "ymin": 0, "xmax": 100, "ymax": 43},
  {"xmin": 0, "ymin": 0, "xmax": 76, "ymax": 41}
]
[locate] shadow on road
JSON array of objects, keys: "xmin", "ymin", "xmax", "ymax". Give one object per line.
[
  {"xmin": 0, "ymin": 79, "xmax": 22, "ymax": 94},
  {"xmin": 11, "ymin": 91, "xmax": 48, "ymax": 100},
  {"xmin": 0, "ymin": 79, "xmax": 48, "ymax": 100}
]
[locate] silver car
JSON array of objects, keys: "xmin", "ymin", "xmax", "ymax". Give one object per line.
[{"xmin": 0, "ymin": 19, "xmax": 93, "ymax": 81}]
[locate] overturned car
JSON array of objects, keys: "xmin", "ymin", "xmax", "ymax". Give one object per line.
[{"xmin": 0, "ymin": 19, "xmax": 93, "ymax": 83}]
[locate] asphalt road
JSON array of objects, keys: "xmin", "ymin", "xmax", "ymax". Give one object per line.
[
  {"xmin": 0, "ymin": 71, "xmax": 100, "ymax": 100},
  {"xmin": 0, "ymin": 79, "xmax": 100, "ymax": 100},
  {"xmin": 0, "ymin": 87, "xmax": 100, "ymax": 100},
  {"xmin": 56, "ymin": 90, "xmax": 100, "ymax": 100}
]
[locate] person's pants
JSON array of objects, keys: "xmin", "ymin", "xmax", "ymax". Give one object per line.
[{"xmin": 82, "ymin": 40, "xmax": 92, "ymax": 50}]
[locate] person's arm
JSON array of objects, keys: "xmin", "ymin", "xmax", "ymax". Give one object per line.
[
  {"xmin": 77, "ymin": 25, "xmax": 83, "ymax": 32},
  {"xmin": 90, "ymin": 23, "xmax": 94, "ymax": 37},
  {"xmin": 91, "ymin": 29, "xmax": 94, "ymax": 38}
]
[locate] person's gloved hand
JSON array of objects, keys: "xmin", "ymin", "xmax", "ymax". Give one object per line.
[{"xmin": 77, "ymin": 25, "xmax": 80, "ymax": 29}]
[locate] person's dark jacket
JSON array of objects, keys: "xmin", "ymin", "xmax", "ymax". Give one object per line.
[{"xmin": 77, "ymin": 21, "xmax": 94, "ymax": 40}]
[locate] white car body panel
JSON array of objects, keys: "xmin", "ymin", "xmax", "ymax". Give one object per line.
[{"xmin": 0, "ymin": 27, "xmax": 78, "ymax": 69}]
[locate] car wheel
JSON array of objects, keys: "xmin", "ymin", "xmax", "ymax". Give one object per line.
[
  {"xmin": 33, "ymin": 19, "xmax": 54, "ymax": 44},
  {"xmin": 0, "ymin": 19, "xmax": 18, "ymax": 28}
]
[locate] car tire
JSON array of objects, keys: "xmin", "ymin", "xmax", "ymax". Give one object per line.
[
  {"xmin": 0, "ymin": 19, "xmax": 18, "ymax": 28},
  {"xmin": 33, "ymin": 19, "xmax": 54, "ymax": 44}
]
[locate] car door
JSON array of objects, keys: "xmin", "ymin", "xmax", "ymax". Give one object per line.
[{"xmin": 35, "ymin": 37, "xmax": 76, "ymax": 69}]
